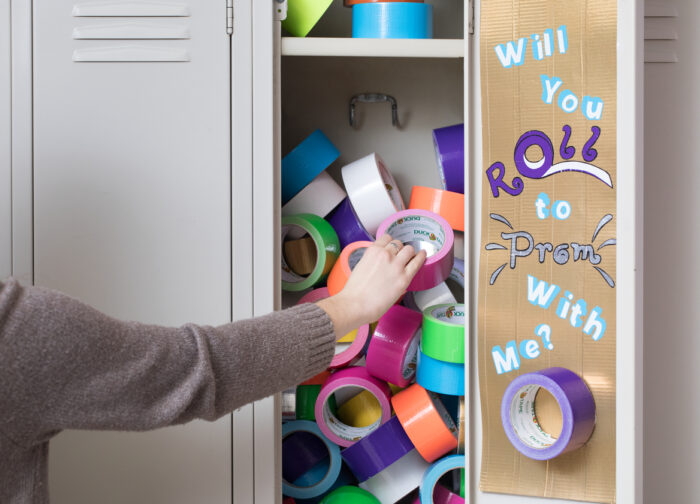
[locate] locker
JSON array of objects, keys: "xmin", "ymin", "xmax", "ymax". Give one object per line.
[{"xmin": 1, "ymin": 0, "xmax": 646, "ymax": 503}]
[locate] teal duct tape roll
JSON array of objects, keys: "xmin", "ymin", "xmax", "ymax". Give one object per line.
[
  {"xmin": 352, "ymin": 3, "xmax": 433, "ymax": 39},
  {"xmin": 282, "ymin": 0, "xmax": 334, "ymax": 37},
  {"xmin": 282, "ymin": 130, "xmax": 340, "ymax": 205}
]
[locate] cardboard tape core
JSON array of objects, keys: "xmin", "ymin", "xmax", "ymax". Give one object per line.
[{"xmin": 509, "ymin": 384, "xmax": 561, "ymax": 449}]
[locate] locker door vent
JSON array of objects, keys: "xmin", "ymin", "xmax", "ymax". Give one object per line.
[
  {"xmin": 72, "ymin": 1, "xmax": 192, "ymax": 62},
  {"xmin": 645, "ymin": 0, "xmax": 679, "ymax": 63}
]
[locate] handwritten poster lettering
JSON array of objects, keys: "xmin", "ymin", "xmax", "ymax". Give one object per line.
[{"xmin": 478, "ymin": 1, "xmax": 616, "ymax": 502}]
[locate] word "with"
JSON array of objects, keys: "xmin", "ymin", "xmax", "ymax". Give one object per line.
[
  {"xmin": 495, "ymin": 26, "xmax": 568, "ymax": 68},
  {"xmin": 541, "ymin": 75, "xmax": 604, "ymax": 120}
]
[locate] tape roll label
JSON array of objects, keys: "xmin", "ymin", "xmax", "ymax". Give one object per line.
[
  {"xmin": 509, "ymin": 384, "xmax": 557, "ymax": 449},
  {"xmin": 428, "ymin": 391, "xmax": 459, "ymax": 437},
  {"xmin": 430, "ymin": 305, "xmax": 465, "ymax": 326},
  {"xmin": 401, "ymin": 329, "xmax": 420, "ymax": 380},
  {"xmin": 386, "ymin": 215, "xmax": 446, "ymax": 257},
  {"xmin": 323, "ymin": 386, "xmax": 383, "ymax": 443}
]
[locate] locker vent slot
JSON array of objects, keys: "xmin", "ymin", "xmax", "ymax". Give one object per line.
[
  {"xmin": 73, "ymin": 22, "xmax": 190, "ymax": 39},
  {"xmin": 73, "ymin": 45, "xmax": 190, "ymax": 62},
  {"xmin": 73, "ymin": 1, "xmax": 190, "ymax": 17},
  {"xmin": 644, "ymin": 0, "xmax": 679, "ymax": 63}
]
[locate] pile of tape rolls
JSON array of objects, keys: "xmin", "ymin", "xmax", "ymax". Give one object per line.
[{"xmin": 281, "ymin": 126, "xmax": 466, "ymax": 503}]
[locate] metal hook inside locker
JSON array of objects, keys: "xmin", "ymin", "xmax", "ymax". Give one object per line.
[{"xmin": 349, "ymin": 93, "xmax": 399, "ymax": 129}]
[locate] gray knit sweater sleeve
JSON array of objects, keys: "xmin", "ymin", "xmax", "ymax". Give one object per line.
[{"xmin": 0, "ymin": 277, "xmax": 335, "ymax": 446}]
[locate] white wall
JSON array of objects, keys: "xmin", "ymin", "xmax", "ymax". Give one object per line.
[{"xmin": 643, "ymin": 1, "xmax": 700, "ymax": 502}]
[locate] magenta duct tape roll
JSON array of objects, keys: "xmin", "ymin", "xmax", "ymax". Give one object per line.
[
  {"xmin": 298, "ymin": 288, "xmax": 369, "ymax": 369},
  {"xmin": 433, "ymin": 124, "xmax": 464, "ymax": 194},
  {"xmin": 315, "ymin": 367, "xmax": 392, "ymax": 447},
  {"xmin": 376, "ymin": 210, "xmax": 454, "ymax": 291},
  {"xmin": 365, "ymin": 305, "xmax": 422, "ymax": 387},
  {"xmin": 501, "ymin": 367, "xmax": 596, "ymax": 460}
]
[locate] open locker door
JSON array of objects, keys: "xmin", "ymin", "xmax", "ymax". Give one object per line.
[{"xmin": 30, "ymin": 1, "xmax": 234, "ymax": 502}]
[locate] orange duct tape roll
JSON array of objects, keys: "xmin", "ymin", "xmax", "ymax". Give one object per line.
[
  {"xmin": 300, "ymin": 370, "xmax": 331, "ymax": 386},
  {"xmin": 391, "ymin": 383, "xmax": 458, "ymax": 462},
  {"xmin": 408, "ymin": 186, "xmax": 465, "ymax": 232},
  {"xmin": 327, "ymin": 241, "xmax": 374, "ymax": 296}
]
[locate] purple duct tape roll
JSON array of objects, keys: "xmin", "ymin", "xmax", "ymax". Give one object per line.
[
  {"xmin": 341, "ymin": 416, "xmax": 415, "ymax": 483},
  {"xmin": 500, "ymin": 367, "xmax": 596, "ymax": 460},
  {"xmin": 327, "ymin": 198, "xmax": 373, "ymax": 249},
  {"xmin": 283, "ymin": 431, "xmax": 330, "ymax": 483},
  {"xmin": 433, "ymin": 124, "xmax": 465, "ymax": 194}
]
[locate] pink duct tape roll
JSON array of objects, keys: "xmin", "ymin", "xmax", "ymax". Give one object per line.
[
  {"xmin": 376, "ymin": 209, "xmax": 454, "ymax": 291},
  {"xmin": 315, "ymin": 367, "xmax": 392, "ymax": 447},
  {"xmin": 298, "ymin": 288, "xmax": 369, "ymax": 369},
  {"xmin": 411, "ymin": 484, "xmax": 464, "ymax": 504},
  {"xmin": 365, "ymin": 305, "xmax": 422, "ymax": 387}
]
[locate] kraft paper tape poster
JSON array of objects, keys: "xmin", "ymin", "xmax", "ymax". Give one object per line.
[{"xmin": 478, "ymin": 1, "xmax": 616, "ymax": 502}]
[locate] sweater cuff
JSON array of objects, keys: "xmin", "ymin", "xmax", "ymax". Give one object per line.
[{"xmin": 288, "ymin": 303, "xmax": 336, "ymax": 381}]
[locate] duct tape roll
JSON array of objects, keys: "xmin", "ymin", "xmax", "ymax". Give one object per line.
[
  {"xmin": 453, "ymin": 231, "xmax": 464, "ymax": 260},
  {"xmin": 301, "ymin": 370, "xmax": 331, "ymax": 386},
  {"xmin": 282, "ymin": 214, "xmax": 340, "ymax": 292},
  {"xmin": 411, "ymin": 484, "xmax": 464, "ymax": 504},
  {"xmin": 416, "ymin": 348, "xmax": 464, "ymax": 396},
  {"xmin": 282, "ymin": 130, "xmax": 340, "ymax": 204},
  {"xmin": 315, "ymin": 367, "xmax": 392, "ymax": 447},
  {"xmin": 341, "ymin": 153, "xmax": 405, "ymax": 237},
  {"xmin": 409, "ymin": 186, "xmax": 465, "ymax": 232},
  {"xmin": 457, "ymin": 396, "xmax": 466, "ymax": 455},
  {"xmin": 459, "ymin": 468, "xmax": 465, "ymax": 498},
  {"xmin": 337, "ymin": 390, "xmax": 383, "ymax": 427},
  {"xmin": 294, "ymin": 464, "xmax": 357, "ymax": 504},
  {"xmin": 282, "ymin": 0, "xmax": 334, "ymax": 37},
  {"xmin": 341, "ymin": 416, "xmax": 415, "ymax": 482},
  {"xmin": 376, "ymin": 210, "xmax": 454, "ymax": 292},
  {"xmin": 298, "ymin": 288, "xmax": 370, "ymax": 368},
  {"xmin": 392, "ymin": 384, "xmax": 458, "ymax": 462},
  {"xmin": 352, "ymin": 3, "xmax": 433, "ymax": 39},
  {"xmin": 359, "ymin": 448, "xmax": 430, "ymax": 504},
  {"xmin": 283, "ymin": 172, "xmax": 347, "ymax": 219},
  {"xmin": 328, "ymin": 198, "xmax": 374, "ymax": 250},
  {"xmin": 421, "ymin": 303, "xmax": 465, "ymax": 364},
  {"xmin": 327, "ymin": 241, "xmax": 373, "ymax": 296},
  {"xmin": 283, "ymin": 387, "xmax": 297, "ymax": 422},
  {"xmin": 320, "ymin": 486, "xmax": 380, "ymax": 504},
  {"xmin": 365, "ymin": 305, "xmax": 422, "ymax": 387},
  {"xmin": 500, "ymin": 367, "xmax": 596, "ymax": 460},
  {"xmin": 283, "ymin": 429, "xmax": 330, "ymax": 483},
  {"xmin": 345, "ymin": 0, "xmax": 423, "ymax": 6},
  {"xmin": 433, "ymin": 124, "xmax": 464, "ymax": 194},
  {"xmin": 419, "ymin": 455, "xmax": 465, "ymax": 504},
  {"xmin": 296, "ymin": 385, "xmax": 325, "ymax": 421},
  {"xmin": 282, "ymin": 420, "xmax": 341, "ymax": 500},
  {"xmin": 284, "ymin": 498, "xmax": 297, "ymax": 504},
  {"xmin": 407, "ymin": 257, "xmax": 465, "ymax": 313}
]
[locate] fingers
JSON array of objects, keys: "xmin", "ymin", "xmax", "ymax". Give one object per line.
[
  {"xmin": 375, "ymin": 234, "xmax": 392, "ymax": 247},
  {"xmin": 385, "ymin": 239, "xmax": 404, "ymax": 255},
  {"xmin": 404, "ymin": 250, "xmax": 427, "ymax": 280},
  {"xmin": 395, "ymin": 243, "xmax": 416, "ymax": 265}
]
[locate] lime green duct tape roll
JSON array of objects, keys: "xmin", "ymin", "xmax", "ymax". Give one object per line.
[
  {"xmin": 421, "ymin": 303, "xmax": 466, "ymax": 364},
  {"xmin": 282, "ymin": 0, "xmax": 334, "ymax": 37},
  {"xmin": 282, "ymin": 213, "xmax": 340, "ymax": 292}
]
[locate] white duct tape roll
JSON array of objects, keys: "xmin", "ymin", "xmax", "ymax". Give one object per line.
[
  {"xmin": 358, "ymin": 448, "xmax": 430, "ymax": 504},
  {"xmin": 341, "ymin": 153, "xmax": 405, "ymax": 237},
  {"xmin": 282, "ymin": 171, "xmax": 347, "ymax": 219}
]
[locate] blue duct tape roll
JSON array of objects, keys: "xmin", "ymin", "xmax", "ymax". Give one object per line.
[
  {"xmin": 416, "ymin": 348, "xmax": 465, "ymax": 396},
  {"xmin": 295, "ymin": 464, "xmax": 357, "ymax": 504},
  {"xmin": 282, "ymin": 130, "xmax": 340, "ymax": 205},
  {"xmin": 352, "ymin": 3, "xmax": 433, "ymax": 39},
  {"xmin": 282, "ymin": 420, "xmax": 342, "ymax": 500},
  {"xmin": 419, "ymin": 455, "xmax": 465, "ymax": 503}
]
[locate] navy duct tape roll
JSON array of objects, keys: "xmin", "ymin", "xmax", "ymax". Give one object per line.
[
  {"xmin": 352, "ymin": 3, "xmax": 433, "ymax": 39},
  {"xmin": 341, "ymin": 416, "xmax": 415, "ymax": 483},
  {"xmin": 282, "ymin": 130, "xmax": 340, "ymax": 205}
]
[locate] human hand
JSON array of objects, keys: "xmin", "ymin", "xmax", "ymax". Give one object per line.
[{"xmin": 316, "ymin": 234, "xmax": 426, "ymax": 339}]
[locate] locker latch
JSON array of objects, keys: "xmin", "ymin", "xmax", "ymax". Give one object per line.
[{"xmin": 349, "ymin": 93, "xmax": 399, "ymax": 129}]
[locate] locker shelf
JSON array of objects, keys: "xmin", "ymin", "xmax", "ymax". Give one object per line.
[{"xmin": 281, "ymin": 37, "xmax": 465, "ymax": 58}]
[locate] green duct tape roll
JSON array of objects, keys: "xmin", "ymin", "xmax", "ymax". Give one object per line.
[
  {"xmin": 282, "ymin": 0, "xmax": 334, "ymax": 38},
  {"xmin": 296, "ymin": 385, "xmax": 337, "ymax": 421},
  {"xmin": 282, "ymin": 214, "xmax": 340, "ymax": 292},
  {"xmin": 421, "ymin": 303, "xmax": 466, "ymax": 364}
]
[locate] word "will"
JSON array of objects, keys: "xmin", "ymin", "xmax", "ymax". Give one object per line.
[{"xmin": 495, "ymin": 26, "xmax": 568, "ymax": 68}]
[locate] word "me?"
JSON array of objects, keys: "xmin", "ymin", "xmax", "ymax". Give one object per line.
[{"xmin": 495, "ymin": 26, "xmax": 568, "ymax": 68}]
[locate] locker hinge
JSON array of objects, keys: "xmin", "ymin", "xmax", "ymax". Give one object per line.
[
  {"xmin": 468, "ymin": 0, "xmax": 474, "ymax": 35},
  {"xmin": 226, "ymin": 0, "xmax": 233, "ymax": 35},
  {"xmin": 274, "ymin": 0, "xmax": 288, "ymax": 21}
]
